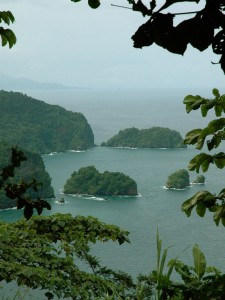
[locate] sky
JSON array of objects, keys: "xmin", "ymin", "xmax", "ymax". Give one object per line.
[{"xmin": 0, "ymin": 0, "xmax": 225, "ymax": 90}]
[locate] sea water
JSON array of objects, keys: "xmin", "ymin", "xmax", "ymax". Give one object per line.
[{"xmin": 1, "ymin": 88, "xmax": 225, "ymax": 298}]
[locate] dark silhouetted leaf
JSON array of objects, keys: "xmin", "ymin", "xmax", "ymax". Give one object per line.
[
  {"xmin": 132, "ymin": 19, "xmax": 154, "ymax": 48},
  {"xmin": 212, "ymin": 30, "xmax": 225, "ymax": 55},
  {"xmin": 88, "ymin": 0, "xmax": 100, "ymax": 9},
  {"xmin": 132, "ymin": 0, "xmax": 151, "ymax": 16},
  {"xmin": 158, "ymin": 0, "xmax": 200, "ymax": 13},
  {"xmin": 24, "ymin": 204, "xmax": 34, "ymax": 220}
]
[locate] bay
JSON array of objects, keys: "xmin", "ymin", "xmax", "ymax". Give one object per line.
[{"xmin": 1, "ymin": 88, "xmax": 225, "ymax": 298}]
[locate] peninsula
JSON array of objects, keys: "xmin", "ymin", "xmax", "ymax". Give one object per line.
[
  {"xmin": 0, "ymin": 90, "xmax": 94, "ymax": 154},
  {"xmin": 64, "ymin": 166, "xmax": 138, "ymax": 196}
]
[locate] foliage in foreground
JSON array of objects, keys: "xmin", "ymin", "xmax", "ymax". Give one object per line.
[
  {"xmin": 0, "ymin": 213, "xmax": 135, "ymax": 299},
  {"xmin": 2, "ymin": 218, "xmax": 225, "ymax": 299},
  {"xmin": 182, "ymin": 89, "xmax": 225, "ymax": 226},
  {"xmin": 0, "ymin": 146, "xmax": 51, "ymax": 219},
  {"xmin": 0, "ymin": 142, "xmax": 54, "ymax": 209}
]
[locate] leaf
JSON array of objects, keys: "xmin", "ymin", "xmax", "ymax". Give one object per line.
[
  {"xmin": 213, "ymin": 88, "xmax": 220, "ymax": 97},
  {"xmin": 188, "ymin": 153, "xmax": 213, "ymax": 173},
  {"xmin": 24, "ymin": 205, "xmax": 34, "ymax": 220},
  {"xmin": 213, "ymin": 205, "xmax": 225, "ymax": 226},
  {"xmin": 192, "ymin": 244, "xmax": 206, "ymax": 281},
  {"xmin": 189, "ymin": 12, "xmax": 214, "ymax": 52},
  {"xmin": 158, "ymin": 0, "xmax": 200, "ymax": 12},
  {"xmin": 214, "ymin": 152, "xmax": 225, "ymax": 169},
  {"xmin": 182, "ymin": 191, "xmax": 209, "ymax": 217},
  {"xmin": 132, "ymin": 19, "xmax": 154, "ymax": 48},
  {"xmin": 217, "ymin": 104, "xmax": 225, "ymax": 118},
  {"xmin": 88, "ymin": 0, "xmax": 100, "ymax": 9},
  {"xmin": 182, "ymin": 190, "xmax": 215, "ymax": 217},
  {"xmin": 132, "ymin": 0, "xmax": 151, "ymax": 16},
  {"xmin": 212, "ymin": 30, "xmax": 225, "ymax": 55},
  {"xmin": 196, "ymin": 202, "xmax": 206, "ymax": 217},
  {"xmin": 184, "ymin": 129, "xmax": 202, "ymax": 146}
]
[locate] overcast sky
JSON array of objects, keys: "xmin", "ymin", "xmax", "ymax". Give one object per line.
[{"xmin": 0, "ymin": 0, "xmax": 224, "ymax": 90}]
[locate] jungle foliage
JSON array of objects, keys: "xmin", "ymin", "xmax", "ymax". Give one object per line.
[
  {"xmin": 0, "ymin": 142, "xmax": 54, "ymax": 209},
  {"xmin": 166, "ymin": 169, "xmax": 190, "ymax": 189},
  {"xmin": 102, "ymin": 127, "xmax": 186, "ymax": 149},
  {"xmin": 64, "ymin": 166, "xmax": 138, "ymax": 196},
  {"xmin": 2, "ymin": 1, "xmax": 225, "ymax": 299},
  {"xmin": 0, "ymin": 213, "xmax": 136, "ymax": 299},
  {"xmin": 0, "ymin": 91, "xmax": 94, "ymax": 154},
  {"xmin": 182, "ymin": 89, "xmax": 225, "ymax": 227},
  {"xmin": 0, "ymin": 147, "xmax": 51, "ymax": 219}
]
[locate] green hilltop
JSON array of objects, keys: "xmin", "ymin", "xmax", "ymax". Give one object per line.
[
  {"xmin": 102, "ymin": 127, "xmax": 186, "ymax": 149},
  {"xmin": 0, "ymin": 90, "xmax": 94, "ymax": 154},
  {"xmin": 64, "ymin": 166, "xmax": 138, "ymax": 196}
]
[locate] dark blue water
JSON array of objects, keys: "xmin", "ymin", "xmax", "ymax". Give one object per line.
[{"xmin": 1, "ymin": 88, "xmax": 225, "ymax": 298}]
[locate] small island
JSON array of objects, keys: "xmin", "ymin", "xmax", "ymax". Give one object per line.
[
  {"xmin": 166, "ymin": 169, "xmax": 190, "ymax": 189},
  {"xmin": 64, "ymin": 166, "xmax": 138, "ymax": 196},
  {"xmin": 193, "ymin": 175, "xmax": 205, "ymax": 184},
  {"xmin": 101, "ymin": 127, "xmax": 186, "ymax": 149}
]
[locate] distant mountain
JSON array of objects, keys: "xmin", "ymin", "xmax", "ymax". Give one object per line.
[
  {"xmin": 0, "ymin": 73, "xmax": 85, "ymax": 90},
  {"xmin": 0, "ymin": 90, "xmax": 95, "ymax": 153}
]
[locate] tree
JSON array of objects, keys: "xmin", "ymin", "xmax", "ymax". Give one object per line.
[
  {"xmin": 0, "ymin": 147, "xmax": 51, "ymax": 219},
  {"xmin": 166, "ymin": 169, "xmax": 190, "ymax": 189},
  {"xmin": 2, "ymin": 0, "xmax": 225, "ymax": 298},
  {"xmin": 0, "ymin": 213, "xmax": 137, "ymax": 299}
]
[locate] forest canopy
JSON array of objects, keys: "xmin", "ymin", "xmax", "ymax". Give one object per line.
[
  {"xmin": 0, "ymin": 91, "xmax": 94, "ymax": 154},
  {"xmin": 64, "ymin": 166, "xmax": 138, "ymax": 196},
  {"xmin": 0, "ymin": 142, "xmax": 54, "ymax": 209},
  {"xmin": 166, "ymin": 169, "xmax": 190, "ymax": 189},
  {"xmin": 102, "ymin": 127, "xmax": 186, "ymax": 148}
]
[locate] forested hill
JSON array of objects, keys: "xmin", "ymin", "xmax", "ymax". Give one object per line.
[
  {"xmin": 0, "ymin": 142, "xmax": 54, "ymax": 209},
  {"xmin": 102, "ymin": 127, "xmax": 186, "ymax": 149},
  {"xmin": 0, "ymin": 90, "xmax": 94, "ymax": 153}
]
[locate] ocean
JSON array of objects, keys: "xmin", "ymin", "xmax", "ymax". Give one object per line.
[{"xmin": 1, "ymin": 88, "xmax": 225, "ymax": 298}]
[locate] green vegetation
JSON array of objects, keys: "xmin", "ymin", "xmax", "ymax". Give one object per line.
[
  {"xmin": 166, "ymin": 169, "xmax": 190, "ymax": 190},
  {"xmin": 182, "ymin": 89, "xmax": 225, "ymax": 226},
  {"xmin": 0, "ymin": 90, "xmax": 94, "ymax": 154},
  {"xmin": 64, "ymin": 166, "xmax": 138, "ymax": 196},
  {"xmin": 1, "ymin": 1, "xmax": 225, "ymax": 299},
  {"xmin": 193, "ymin": 175, "xmax": 205, "ymax": 184},
  {"xmin": 0, "ymin": 213, "xmax": 135, "ymax": 299},
  {"xmin": 102, "ymin": 127, "xmax": 186, "ymax": 149},
  {"xmin": 0, "ymin": 142, "xmax": 54, "ymax": 209}
]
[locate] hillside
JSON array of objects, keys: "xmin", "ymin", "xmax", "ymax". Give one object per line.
[
  {"xmin": 0, "ymin": 142, "xmax": 54, "ymax": 209},
  {"xmin": 102, "ymin": 127, "xmax": 186, "ymax": 148},
  {"xmin": 0, "ymin": 90, "xmax": 94, "ymax": 153},
  {"xmin": 64, "ymin": 166, "xmax": 138, "ymax": 196}
]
